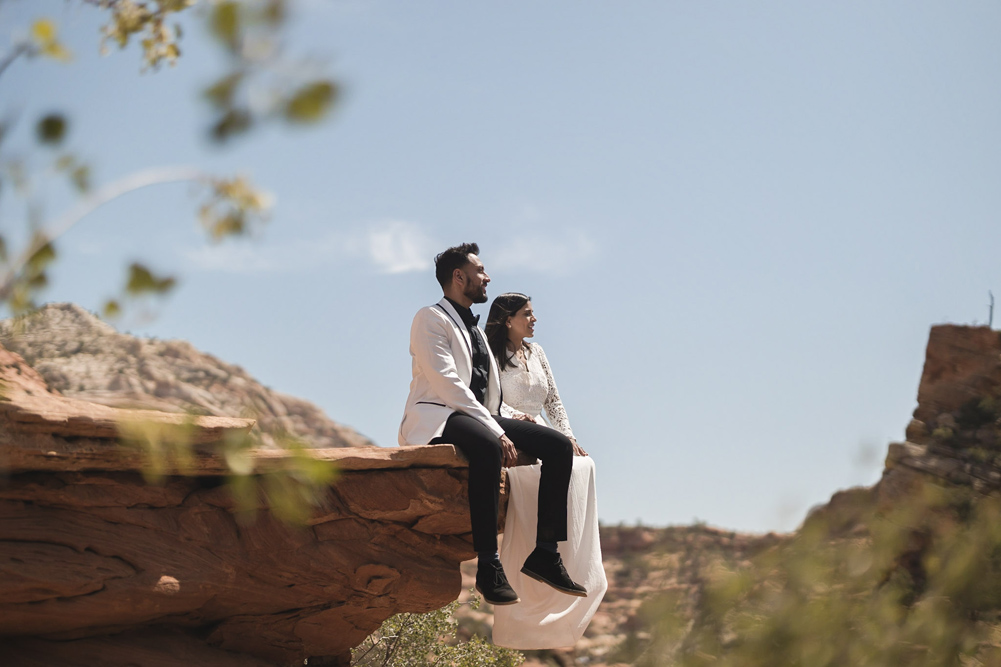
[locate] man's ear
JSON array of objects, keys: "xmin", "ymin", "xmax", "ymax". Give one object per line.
[{"xmin": 453, "ymin": 268, "xmax": 465, "ymax": 285}]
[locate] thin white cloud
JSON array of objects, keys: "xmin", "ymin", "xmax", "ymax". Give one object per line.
[
  {"xmin": 182, "ymin": 216, "xmax": 594, "ymax": 277},
  {"xmin": 181, "ymin": 219, "xmax": 435, "ymax": 275},
  {"xmin": 182, "ymin": 234, "xmax": 340, "ymax": 273},
  {"xmin": 359, "ymin": 220, "xmax": 434, "ymax": 274},
  {"xmin": 491, "ymin": 229, "xmax": 598, "ymax": 275},
  {"xmin": 183, "ymin": 242, "xmax": 285, "ymax": 273}
]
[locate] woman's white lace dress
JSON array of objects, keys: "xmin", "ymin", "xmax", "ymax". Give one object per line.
[{"xmin": 492, "ymin": 342, "xmax": 607, "ymax": 650}]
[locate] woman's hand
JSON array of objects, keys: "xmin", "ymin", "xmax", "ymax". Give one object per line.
[
  {"xmin": 514, "ymin": 412, "xmax": 535, "ymax": 422},
  {"xmin": 570, "ymin": 437, "xmax": 588, "ymax": 457}
]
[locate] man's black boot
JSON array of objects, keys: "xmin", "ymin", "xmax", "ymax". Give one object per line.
[
  {"xmin": 521, "ymin": 547, "xmax": 588, "ymax": 597},
  {"xmin": 475, "ymin": 559, "xmax": 520, "ymax": 606}
]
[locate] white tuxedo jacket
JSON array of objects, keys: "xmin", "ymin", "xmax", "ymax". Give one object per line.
[{"xmin": 398, "ymin": 298, "xmax": 505, "ymax": 446}]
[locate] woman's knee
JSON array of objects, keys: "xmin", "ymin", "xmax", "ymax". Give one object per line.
[{"xmin": 542, "ymin": 432, "xmax": 573, "ymax": 463}]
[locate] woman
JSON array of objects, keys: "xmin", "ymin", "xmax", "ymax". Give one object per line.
[{"xmin": 484, "ymin": 293, "xmax": 607, "ymax": 650}]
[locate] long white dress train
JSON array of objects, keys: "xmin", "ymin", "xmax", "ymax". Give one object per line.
[{"xmin": 492, "ymin": 342, "xmax": 607, "ymax": 649}]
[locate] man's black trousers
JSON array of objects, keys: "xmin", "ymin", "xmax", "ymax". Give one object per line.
[{"xmin": 431, "ymin": 412, "xmax": 574, "ymax": 553}]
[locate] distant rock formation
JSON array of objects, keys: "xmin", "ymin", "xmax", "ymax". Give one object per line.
[
  {"xmin": 878, "ymin": 325, "xmax": 1001, "ymax": 500},
  {"xmin": 0, "ymin": 303, "xmax": 373, "ymax": 449},
  {"xmin": 0, "ymin": 341, "xmax": 482, "ymax": 666}
]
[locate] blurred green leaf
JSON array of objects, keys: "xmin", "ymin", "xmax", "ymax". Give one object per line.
[
  {"xmin": 263, "ymin": 474, "xmax": 310, "ymax": 525},
  {"xmin": 36, "ymin": 114, "xmax": 67, "ymax": 145},
  {"xmin": 70, "ymin": 165, "xmax": 91, "ymax": 192},
  {"xmin": 224, "ymin": 444, "xmax": 255, "ymax": 476},
  {"xmin": 31, "ymin": 18, "xmax": 56, "ymax": 44},
  {"xmin": 208, "ymin": 211, "xmax": 245, "ymax": 240},
  {"xmin": 227, "ymin": 473, "xmax": 260, "ymax": 525},
  {"xmin": 299, "ymin": 456, "xmax": 338, "ymax": 486},
  {"xmin": 159, "ymin": 0, "xmax": 195, "ymax": 12},
  {"xmin": 9, "ymin": 284, "xmax": 32, "ymax": 315},
  {"xmin": 32, "ymin": 18, "xmax": 72, "ymax": 62},
  {"xmin": 204, "ymin": 73, "xmax": 244, "ymax": 110},
  {"xmin": 125, "ymin": 262, "xmax": 176, "ymax": 296},
  {"xmin": 210, "ymin": 108, "xmax": 252, "ymax": 142},
  {"xmin": 27, "ymin": 273, "xmax": 48, "ymax": 290},
  {"xmin": 262, "ymin": 0, "xmax": 286, "ymax": 25},
  {"xmin": 102, "ymin": 299, "xmax": 121, "ymax": 319},
  {"xmin": 27, "ymin": 237, "xmax": 56, "ymax": 273},
  {"xmin": 210, "ymin": 2, "xmax": 240, "ymax": 49},
  {"xmin": 118, "ymin": 416, "xmax": 196, "ymax": 483},
  {"xmin": 0, "ymin": 235, "xmax": 7, "ymax": 263},
  {"xmin": 284, "ymin": 81, "xmax": 338, "ymax": 123}
]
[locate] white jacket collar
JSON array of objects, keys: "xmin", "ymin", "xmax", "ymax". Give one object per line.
[{"xmin": 437, "ymin": 297, "xmax": 473, "ymax": 358}]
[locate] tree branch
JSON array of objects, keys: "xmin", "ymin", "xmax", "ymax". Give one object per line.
[
  {"xmin": 0, "ymin": 43, "xmax": 31, "ymax": 80},
  {"xmin": 0, "ymin": 165, "xmax": 209, "ymax": 302},
  {"xmin": 48, "ymin": 165, "xmax": 207, "ymax": 239}
]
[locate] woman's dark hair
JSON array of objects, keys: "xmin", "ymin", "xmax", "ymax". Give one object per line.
[
  {"xmin": 434, "ymin": 242, "xmax": 479, "ymax": 288},
  {"xmin": 485, "ymin": 292, "xmax": 532, "ymax": 371}
]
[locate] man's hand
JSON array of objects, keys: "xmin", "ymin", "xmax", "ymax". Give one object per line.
[
  {"xmin": 499, "ymin": 434, "xmax": 518, "ymax": 467},
  {"xmin": 570, "ymin": 437, "xmax": 588, "ymax": 457}
]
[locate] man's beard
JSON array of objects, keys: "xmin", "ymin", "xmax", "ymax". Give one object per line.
[{"xmin": 465, "ymin": 283, "xmax": 487, "ymax": 304}]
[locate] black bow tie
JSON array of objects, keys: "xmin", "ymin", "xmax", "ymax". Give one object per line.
[{"xmin": 470, "ymin": 313, "xmax": 480, "ymax": 326}]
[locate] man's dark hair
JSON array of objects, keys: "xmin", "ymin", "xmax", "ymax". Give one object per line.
[{"xmin": 434, "ymin": 242, "xmax": 480, "ymax": 288}]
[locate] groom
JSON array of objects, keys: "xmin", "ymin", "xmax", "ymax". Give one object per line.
[{"xmin": 399, "ymin": 242, "xmax": 586, "ymax": 605}]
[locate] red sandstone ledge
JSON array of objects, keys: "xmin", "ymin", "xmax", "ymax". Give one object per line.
[
  {"xmin": 0, "ymin": 344, "xmax": 470, "ymax": 474},
  {"xmin": 1, "ymin": 441, "xmax": 468, "ymax": 474}
]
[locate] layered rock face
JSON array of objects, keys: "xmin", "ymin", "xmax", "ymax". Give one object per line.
[
  {"xmin": 0, "ymin": 342, "xmax": 481, "ymax": 666},
  {"xmin": 879, "ymin": 325, "xmax": 1001, "ymax": 499},
  {"xmin": 0, "ymin": 304, "xmax": 373, "ymax": 449}
]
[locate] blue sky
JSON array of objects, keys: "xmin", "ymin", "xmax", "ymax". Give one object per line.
[{"xmin": 3, "ymin": 1, "xmax": 1000, "ymax": 532}]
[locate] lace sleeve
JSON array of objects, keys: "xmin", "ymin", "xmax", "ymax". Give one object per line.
[{"xmin": 535, "ymin": 344, "xmax": 575, "ymax": 439}]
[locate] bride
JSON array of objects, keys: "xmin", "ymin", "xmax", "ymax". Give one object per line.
[{"xmin": 484, "ymin": 293, "xmax": 607, "ymax": 650}]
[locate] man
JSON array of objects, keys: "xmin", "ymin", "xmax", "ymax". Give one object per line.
[{"xmin": 399, "ymin": 242, "xmax": 586, "ymax": 605}]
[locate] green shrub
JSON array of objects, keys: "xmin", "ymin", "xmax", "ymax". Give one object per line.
[
  {"xmin": 352, "ymin": 594, "xmax": 523, "ymax": 667},
  {"xmin": 639, "ymin": 479, "xmax": 1001, "ymax": 667}
]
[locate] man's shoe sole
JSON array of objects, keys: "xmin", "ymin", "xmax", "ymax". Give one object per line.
[
  {"xmin": 520, "ymin": 566, "xmax": 588, "ymax": 597},
  {"xmin": 475, "ymin": 584, "xmax": 521, "ymax": 606}
]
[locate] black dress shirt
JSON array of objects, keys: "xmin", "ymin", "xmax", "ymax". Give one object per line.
[{"xmin": 445, "ymin": 297, "xmax": 490, "ymax": 405}]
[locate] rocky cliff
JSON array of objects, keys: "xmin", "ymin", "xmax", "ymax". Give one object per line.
[
  {"xmin": 0, "ymin": 341, "xmax": 488, "ymax": 666},
  {"xmin": 878, "ymin": 324, "xmax": 1001, "ymax": 499},
  {"xmin": 0, "ymin": 304, "xmax": 373, "ymax": 449}
]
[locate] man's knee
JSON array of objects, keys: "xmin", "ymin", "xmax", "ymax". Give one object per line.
[{"xmin": 463, "ymin": 435, "xmax": 503, "ymax": 469}]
